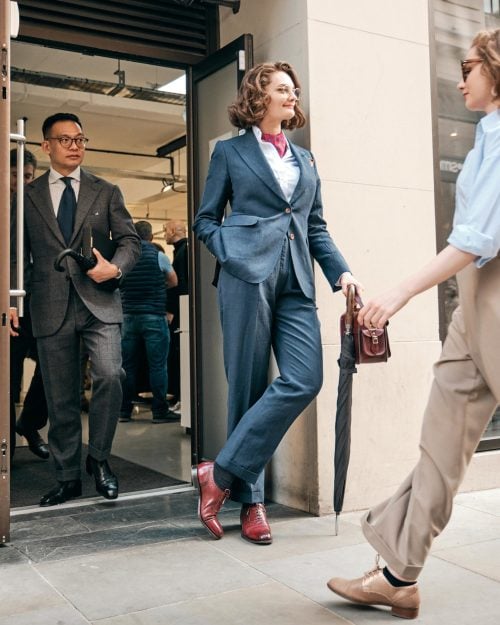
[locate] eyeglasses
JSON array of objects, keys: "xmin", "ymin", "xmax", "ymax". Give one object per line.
[
  {"xmin": 460, "ymin": 58, "xmax": 482, "ymax": 82},
  {"xmin": 45, "ymin": 136, "xmax": 89, "ymax": 148},
  {"xmin": 276, "ymin": 86, "xmax": 301, "ymax": 99}
]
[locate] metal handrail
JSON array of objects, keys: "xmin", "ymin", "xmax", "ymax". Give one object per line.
[{"xmin": 10, "ymin": 118, "xmax": 26, "ymax": 316}]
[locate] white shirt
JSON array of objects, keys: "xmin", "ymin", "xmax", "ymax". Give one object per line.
[
  {"xmin": 252, "ymin": 126, "xmax": 300, "ymax": 201},
  {"xmin": 251, "ymin": 127, "xmax": 351, "ymax": 286},
  {"xmin": 48, "ymin": 166, "xmax": 81, "ymax": 216}
]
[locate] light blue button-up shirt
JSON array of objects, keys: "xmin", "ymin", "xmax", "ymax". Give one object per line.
[{"xmin": 448, "ymin": 108, "xmax": 500, "ymax": 267}]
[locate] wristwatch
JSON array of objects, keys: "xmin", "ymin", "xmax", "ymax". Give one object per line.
[{"xmin": 115, "ymin": 267, "xmax": 122, "ymax": 280}]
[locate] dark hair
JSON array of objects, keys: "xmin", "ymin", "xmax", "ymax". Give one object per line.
[
  {"xmin": 472, "ymin": 28, "xmax": 500, "ymax": 98},
  {"xmin": 151, "ymin": 241, "xmax": 165, "ymax": 253},
  {"xmin": 10, "ymin": 148, "xmax": 37, "ymax": 169},
  {"xmin": 42, "ymin": 113, "xmax": 83, "ymax": 138},
  {"xmin": 228, "ymin": 61, "xmax": 306, "ymax": 130},
  {"xmin": 134, "ymin": 220, "xmax": 153, "ymax": 241}
]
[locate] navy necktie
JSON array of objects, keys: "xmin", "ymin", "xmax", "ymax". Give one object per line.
[{"xmin": 57, "ymin": 177, "xmax": 77, "ymax": 245}]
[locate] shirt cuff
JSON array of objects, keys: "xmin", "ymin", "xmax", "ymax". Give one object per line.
[{"xmin": 448, "ymin": 225, "xmax": 497, "ymax": 267}]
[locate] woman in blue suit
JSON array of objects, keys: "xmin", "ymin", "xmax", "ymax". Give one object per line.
[{"xmin": 193, "ymin": 61, "xmax": 362, "ymax": 544}]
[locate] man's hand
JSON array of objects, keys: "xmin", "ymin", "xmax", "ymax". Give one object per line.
[
  {"xmin": 9, "ymin": 307, "xmax": 19, "ymax": 337},
  {"xmin": 86, "ymin": 248, "xmax": 120, "ymax": 283}
]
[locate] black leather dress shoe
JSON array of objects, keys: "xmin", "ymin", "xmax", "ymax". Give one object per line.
[
  {"xmin": 15, "ymin": 424, "xmax": 50, "ymax": 460},
  {"xmin": 40, "ymin": 480, "xmax": 82, "ymax": 507},
  {"xmin": 86, "ymin": 455, "xmax": 119, "ymax": 500}
]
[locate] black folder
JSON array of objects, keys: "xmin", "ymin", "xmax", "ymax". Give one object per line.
[{"xmin": 82, "ymin": 226, "xmax": 117, "ymax": 261}]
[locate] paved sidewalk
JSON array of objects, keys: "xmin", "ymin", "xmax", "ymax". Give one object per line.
[{"xmin": 1, "ymin": 488, "xmax": 499, "ymax": 624}]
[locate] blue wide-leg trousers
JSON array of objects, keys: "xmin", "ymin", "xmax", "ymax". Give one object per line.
[{"xmin": 216, "ymin": 239, "xmax": 323, "ymax": 503}]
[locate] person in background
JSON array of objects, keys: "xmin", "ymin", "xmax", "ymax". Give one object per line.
[
  {"xmin": 327, "ymin": 28, "xmax": 500, "ymax": 620},
  {"xmin": 9, "ymin": 148, "xmax": 49, "ymax": 462},
  {"xmin": 192, "ymin": 61, "xmax": 362, "ymax": 545},
  {"xmin": 119, "ymin": 220, "xmax": 179, "ymax": 423},
  {"xmin": 10, "ymin": 112, "xmax": 141, "ymax": 506},
  {"xmin": 164, "ymin": 220, "xmax": 188, "ymax": 411},
  {"xmin": 9, "ymin": 147, "xmax": 36, "ymax": 197}
]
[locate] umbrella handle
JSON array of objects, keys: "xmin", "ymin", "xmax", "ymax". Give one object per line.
[{"xmin": 345, "ymin": 285, "xmax": 361, "ymax": 332}]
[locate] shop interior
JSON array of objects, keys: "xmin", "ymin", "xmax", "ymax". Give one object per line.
[{"xmin": 10, "ymin": 40, "xmax": 193, "ymax": 507}]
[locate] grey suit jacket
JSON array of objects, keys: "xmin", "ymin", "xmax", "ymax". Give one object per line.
[
  {"xmin": 22, "ymin": 169, "xmax": 140, "ymax": 338},
  {"xmin": 193, "ymin": 130, "xmax": 350, "ymax": 300}
]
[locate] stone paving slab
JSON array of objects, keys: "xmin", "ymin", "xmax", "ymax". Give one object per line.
[
  {"xmin": 35, "ymin": 539, "xmax": 268, "ymax": 621},
  {"xmin": 434, "ymin": 536, "xmax": 500, "ymax": 583},
  {"xmin": 94, "ymin": 582, "xmax": 350, "ymax": 625},
  {"xmin": 0, "ymin": 563, "xmax": 89, "ymax": 625},
  {"xmin": 1, "ymin": 488, "xmax": 499, "ymax": 625},
  {"xmin": 253, "ymin": 541, "xmax": 500, "ymax": 625}
]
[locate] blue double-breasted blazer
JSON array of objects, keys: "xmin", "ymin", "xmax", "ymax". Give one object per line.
[{"xmin": 193, "ymin": 129, "xmax": 350, "ymax": 300}]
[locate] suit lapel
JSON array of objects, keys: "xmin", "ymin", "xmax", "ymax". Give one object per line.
[
  {"xmin": 27, "ymin": 172, "xmax": 67, "ymax": 246},
  {"xmin": 288, "ymin": 142, "xmax": 314, "ymax": 204},
  {"xmin": 71, "ymin": 169, "xmax": 101, "ymax": 245},
  {"xmin": 231, "ymin": 131, "xmax": 287, "ymax": 202}
]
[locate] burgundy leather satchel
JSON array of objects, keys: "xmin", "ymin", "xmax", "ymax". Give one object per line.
[{"xmin": 340, "ymin": 284, "xmax": 391, "ymax": 364}]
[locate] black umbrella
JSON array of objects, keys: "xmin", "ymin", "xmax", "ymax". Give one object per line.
[{"xmin": 333, "ymin": 284, "xmax": 358, "ymax": 535}]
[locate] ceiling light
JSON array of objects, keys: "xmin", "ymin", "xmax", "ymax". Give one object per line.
[
  {"xmin": 161, "ymin": 178, "xmax": 173, "ymax": 193},
  {"xmin": 158, "ymin": 74, "xmax": 186, "ymax": 95}
]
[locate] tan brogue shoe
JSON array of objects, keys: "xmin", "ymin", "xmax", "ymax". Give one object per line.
[
  {"xmin": 240, "ymin": 503, "xmax": 272, "ymax": 545},
  {"xmin": 192, "ymin": 461, "xmax": 230, "ymax": 539},
  {"xmin": 327, "ymin": 561, "xmax": 420, "ymax": 620}
]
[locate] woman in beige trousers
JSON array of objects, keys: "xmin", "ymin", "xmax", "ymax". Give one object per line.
[{"xmin": 327, "ymin": 28, "xmax": 500, "ymax": 620}]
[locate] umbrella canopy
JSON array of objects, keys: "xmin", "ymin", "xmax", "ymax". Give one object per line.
[{"xmin": 333, "ymin": 285, "xmax": 358, "ymax": 534}]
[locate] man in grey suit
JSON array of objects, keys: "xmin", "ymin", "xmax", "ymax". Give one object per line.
[{"xmin": 11, "ymin": 112, "xmax": 140, "ymax": 506}]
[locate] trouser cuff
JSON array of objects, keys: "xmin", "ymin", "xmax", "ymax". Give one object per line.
[{"xmin": 362, "ymin": 512, "xmax": 422, "ymax": 581}]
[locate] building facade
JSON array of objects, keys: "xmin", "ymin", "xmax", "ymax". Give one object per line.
[
  {"xmin": 4, "ymin": 1, "xmax": 499, "ymax": 534},
  {"xmin": 219, "ymin": 0, "xmax": 500, "ymax": 514}
]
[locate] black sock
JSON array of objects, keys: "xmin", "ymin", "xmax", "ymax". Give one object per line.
[
  {"xmin": 383, "ymin": 566, "xmax": 416, "ymax": 587},
  {"xmin": 213, "ymin": 462, "xmax": 234, "ymax": 491}
]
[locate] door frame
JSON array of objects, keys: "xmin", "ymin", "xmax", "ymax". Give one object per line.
[{"xmin": 2, "ymin": 21, "xmax": 254, "ymax": 542}]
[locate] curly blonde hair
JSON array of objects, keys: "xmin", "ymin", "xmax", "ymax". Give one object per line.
[
  {"xmin": 228, "ymin": 61, "xmax": 306, "ymax": 130},
  {"xmin": 471, "ymin": 28, "xmax": 500, "ymax": 97}
]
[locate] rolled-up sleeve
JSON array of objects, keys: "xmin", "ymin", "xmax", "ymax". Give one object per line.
[{"xmin": 448, "ymin": 129, "xmax": 500, "ymax": 267}]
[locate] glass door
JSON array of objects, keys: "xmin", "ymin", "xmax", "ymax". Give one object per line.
[{"xmin": 188, "ymin": 34, "xmax": 253, "ymax": 463}]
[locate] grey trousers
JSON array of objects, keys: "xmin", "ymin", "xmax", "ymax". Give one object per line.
[
  {"xmin": 37, "ymin": 287, "xmax": 123, "ymax": 481},
  {"xmin": 362, "ymin": 256, "xmax": 500, "ymax": 579}
]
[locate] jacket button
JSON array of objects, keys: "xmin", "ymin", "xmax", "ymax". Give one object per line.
[
  {"xmin": 289, "ymin": 233, "xmax": 295, "ymax": 240},
  {"xmin": 285, "ymin": 207, "xmax": 291, "ymax": 213}
]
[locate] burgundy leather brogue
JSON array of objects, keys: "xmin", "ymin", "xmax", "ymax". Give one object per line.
[
  {"xmin": 192, "ymin": 461, "xmax": 230, "ymax": 539},
  {"xmin": 240, "ymin": 503, "xmax": 272, "ymax": 545}
]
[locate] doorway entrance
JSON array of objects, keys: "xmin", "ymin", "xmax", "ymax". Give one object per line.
[
  {"xmin": 9, "ymin": 40, "xmax": 192, "ymax": 507},
  {"xmin": 6, "ymin": 29, "xmax": 254, "ymax": 528}
]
